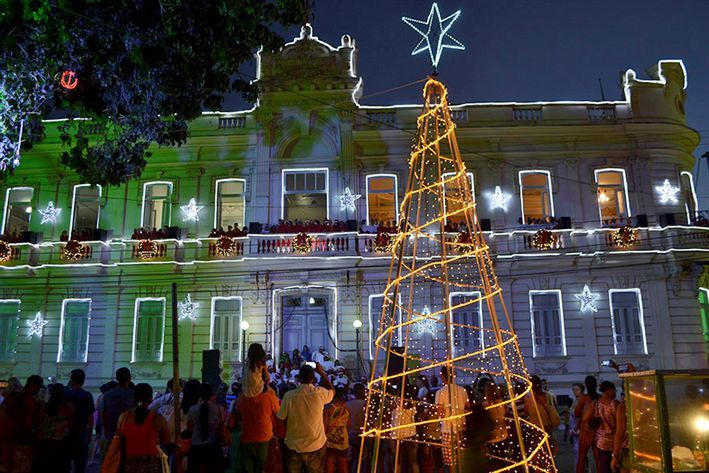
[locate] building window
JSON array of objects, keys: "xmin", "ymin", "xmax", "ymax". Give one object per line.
[
  {"xmin": 680, "ymin": 172, "xmax": 698, "ymax": 224},
  {"xmin": 366, "ymin": 175, "xmax": 398, "ymax": 225},
  {"xmin": 0, "ymin": 300, "xmax": 20, "ymax": 361},
  {"xmin": 282, "ymin": 169, "xmax": 328, "ymax": 221},
  {"xmin": 449, "ymin": 292, "xmax": 483, "ymax": 356},
  {"xmin": 215, "ymin": 179, "xmax": 246, "ymax": 230},
  {"xmin": 609, "ymin": 289, "xmax": 647, "ymax": 355},
  {"xmin": 141, "ymin": 182, "xmax": 173, "ymax": 230},
  {"xmin": 58, "ymin": 299, "xmax": 91, "ymax": 363},
  {"xmin": 132, "ymin": 298, "xmax": 166, "ymax": 363},
  {"xmin": 442, "ymin": 172, "xmax": 474, "ymax": 224},
  {"xmin": 70, "ymin": 185, "xmax": 102, "ymax": 239},
  {"xmin": 210, "ymin": 297, "xmax": 243, "ymax": 362},
  {"xmin": 700, "ymin": 288, "xmax": 709, "ymax": 343},
  {"xmin": 519, "ymin": 171, "xmax": 554, "ymax": 223},
  {"xmin": 529, "ymin": 290, "xmax": 566, "ymax": 357},
  {"xmin": 368, "ymin": 294, "xmax": 401, "ymax": 361},
  {"xmin": 595, "ymin": 169, "xmax": 631, "ymax": 223},
  {"xmin": 1, "ymin": 187, "xmax": 33, "ymax": 237}
]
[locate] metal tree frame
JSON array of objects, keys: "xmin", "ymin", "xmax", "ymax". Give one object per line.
[{"xmin": 358, "ymin": 78, "xmax": 557, "ymax": 473}]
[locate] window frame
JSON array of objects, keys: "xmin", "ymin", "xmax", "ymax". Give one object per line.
[
  {"xmin": 529, "ymin": 289, "xmax": 567, "ymax": 358},
  {"xmin": 280, "ymin": 168, "xmax": 330, "ymax": 220},
  {"xmin": 140, "ymin": 181, "xmax": 174, "ymax": 229},
  {"xmin": 609, "ymin": 288, "xmax": 648, "ymax": 355},
  {"xmin": 518, "ymin": 170, "xmax": 555, "ymax": 224},
  {"xmin": 368, "ymin": 293, "xmax": 402, "ymax": 361},
  {"xmin": 58, "ymin": 298, "xmax": 92, "ymax": 363},
  {"xmin": 1, "ymin": 186, "xmax": 34, "ymax": 236},
  {"xmin": 594, "ymin": 168, "xmax": 632, "ymax": 224},
  {"xmin": 680, "ymin": 171, "xmax": 699, "ymax": 223},
  {"xmin": 69, "ymin": 184, "xmax": 102, "ymax": 239},
  {"xmin": 214, "ymin": 178, "xmax": 247, "ymax": 229},
  {"xmin": 209, "ymin": 296, "xmax": 244, "ymax": 362},
  {"xmin": 365, "ymin": 174, "xmax": 399, "ymax": 226},
  {"xmin": 131, "ymin": 297, "xmax": 166, "ymax": 363},
  {"xmin": 448, "ymin": 291, "xmax": 484, "ymax": 357},
  {"xmin": 0, "ymin": 299, "xmax": 20, "ymax": 362},
  {"xmin": 441, "ymin": 171, "xmax": 475, "ymax": 224}
]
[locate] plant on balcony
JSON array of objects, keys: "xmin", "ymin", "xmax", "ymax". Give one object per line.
[
  {"xmin": 372, "ymin": 232, "xmax": 393, "ymax": 253},
  {"xmin": 612, "ymin": 225, "xmax": 638, "ymax": 248},
  {"xmin": 0, "ymin": 241, "xmax": 12, "ymax": 262},
  {"xmin": 291, "ymin": 232, "xmax": 314, "ymax": 254},
  {"xmin": 61, "ymin": 240, "xmax": 85, "ymax": 261},
  {"xmin": 215, "ymin": 235, "xmax": 238, "ymax": 257},
  {"xmin": 136, "ymin": 239, "xmax": 159, "ymax": 259},
  {"xmin": 532, "ymin": 229, "xmax": 558, "ymax": 250}
]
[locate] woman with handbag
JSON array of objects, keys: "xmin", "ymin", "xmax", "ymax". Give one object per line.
[
  {"xmin": 114, "ymin": 383, "xmax": 170, "ymax": 473},
  {"xmin": 574, "ymin": 376, "xmax": 601, "ymax": 473}
]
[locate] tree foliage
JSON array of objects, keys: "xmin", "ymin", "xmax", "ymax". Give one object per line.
[{"xmin": 0, "ymin": 0, "xmax": 308, "ymax": 185}]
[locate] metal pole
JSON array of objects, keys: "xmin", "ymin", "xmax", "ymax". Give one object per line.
[
  {"xmin": 170, "ymin": 283, "xmax": 182, "ymax": 473},
  {"xmin": 355, "ymin": 327, "xmax": 361, "ymax": 377},
  {"xmin": 242, "ymin": 329, "xmax": 247, "ymax": 362}
]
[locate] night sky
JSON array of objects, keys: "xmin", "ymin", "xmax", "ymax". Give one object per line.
[{"xmin": 227, "ymin": 0, "xmax": 709, "ymax": 209}]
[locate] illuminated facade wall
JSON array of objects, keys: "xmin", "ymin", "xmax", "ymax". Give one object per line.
[{"xmin": 0, "ymin": 26, "xmax": 706, "ymax": 390}]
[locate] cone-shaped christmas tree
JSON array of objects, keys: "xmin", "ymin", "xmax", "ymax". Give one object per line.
[{"xmin": 358, "ymin": 78, "xmax": 557, "ymax": 473}]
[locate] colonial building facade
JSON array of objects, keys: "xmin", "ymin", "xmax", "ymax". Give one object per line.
[{"xmin": 0, "ymin": 25, "xmax": 707, "ymax": 390}]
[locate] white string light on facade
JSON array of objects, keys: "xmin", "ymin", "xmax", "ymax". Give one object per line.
[
  {"xmin": 655, "ymin": 179, "xmax": 680, "ymax": 204},
  {"xmin": 38, "ymin": 201, "xmax": 61, "ymax": 225},
  {"xmin": 180, "ymin": 198, "xmax": 204, "ymax": 222},
  {"xmin": 177, "ymin": 293, "xmax": 200, "ymax": 321},
  {"xmin": 337, "ymin": 187, "xmax": 361, "ymax": 212},
  {"xmin": 27, "ymin": 311, "xmax": 48, "ymax": 337},
  {"xmin": 486, "ymin": 186, "xmax": 511, "ymax": 211},
  {"xmin": 575, "ymin": 284, "xmax": 600, "ymax": 313}
]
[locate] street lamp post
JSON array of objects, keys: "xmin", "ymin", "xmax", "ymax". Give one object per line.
[
  {"xmin": 353, "ymin": 319, "xmax": 362, "ymax": 376},
  {"xmin": 240, "ymin": 320, "xmax": 250, "ymax": 363}
]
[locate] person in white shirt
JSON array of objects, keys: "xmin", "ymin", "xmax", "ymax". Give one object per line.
[
  {"xmin": 311, "ymin": 346, "xmax": 326, "ymax": 366},
  {"xmin": 434, "ymin": 366, "xmax": 468, "ymax": 467},
  {"xmin": 277, "ymin": 362, "xmax": 335, "ymax": 473}
]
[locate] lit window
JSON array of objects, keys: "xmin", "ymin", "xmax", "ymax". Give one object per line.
[
  {"xmin": 529, "ymin": 290, "xmax": 566, "ymax": 357},
  {"xmin": 215, "ymin": 179, "xmax": 246, "ymax": 230},
  {"xmin": 442, "ymin": 171, "xmax": 474, "ymax": 224},
  {"xmin": 595, "ymin": 169, "xmax": 631, "ymax": 223},
  {"xmin": 368, "ymin": 294, "xmax": 402, "ymax": 361},
  {"xmin": 282, "ymin": 169, "xmax": 329, "ymax": 221},
  {"xmin": 141, "ymin": 182, "xmax": 173, "ymax": 230},
  {"xmin": 680, "ymin": 172, "xmax": 698, "ymax": 224},
  {"xmin": 366, "ymin": 175, "xmax": 398, "ymax": 225},
  {"xmin": 132, "ymin": 298, "xmax": 166, "ymax": 362},
  {"xmin": 0, "ymin": 300, "xmax": 20, "ymax": 361},
  {"xmin": 519, "ymin": 171, "xmax": 554, "ymax": 223},
  {"xmin": 449, "ymin": 292, "xmax": 483, "ymax": 356},
  {"xmin": 700, "ymin": 288, "xmax": 709, "ymax": 343},
  {"xmin": 70, "ymin": 185, "xmax": 101, "ymax": 239},
  {"xmin": 58, "ymin": 299, "xmax": 91, "ymax": 363},
  {"xmin": 1, "ymin": 187, "xmax": 33, "ymax": 236},
  {"xmin": 210, "ymin": 297, "xmax": 243, "ymax": 362},
  {"xmin": 609, "ymin": 289, "xmax": 647, "ymax": 355}
]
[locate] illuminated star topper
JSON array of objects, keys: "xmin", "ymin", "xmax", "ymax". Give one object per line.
[
  {"xmin": 402, "ymin": 3, "xmax": 465, "ymax": 70},
  {"xmin": 486, "ymin": 186, "xmax": 511, "ymax": 211},
  {"xmin": 338, "ymin": 187, "xmax": 361, "ymax": 213},
  {"xmin": 575, "ymin": 285, "xmax": 600, "ymax": 313},
  {"xmin": 180, "ymin": 198, "xmax": 203, "ymax": 222},
  {"xmin": 655, "ymin": 179, "xmax": 680, "ymax": 204},
  {"xmin": 38, "ymin": 201, "xmax": 61, "ymax": 225},
  {"xmin": 27, "ymin": 311, "xmax": 48, "ymax": 337},
  {"xmin": 178, "ymin": 293, "xmax": 200, "ymax": 321}
]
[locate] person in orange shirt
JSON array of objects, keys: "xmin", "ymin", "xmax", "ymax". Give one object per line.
[{"xmin": 237, "ymin": 386, "xmax": 280, "ymax": 472}]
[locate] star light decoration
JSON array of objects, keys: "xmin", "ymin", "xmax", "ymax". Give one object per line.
[
  {"xmin": 575, "ymin": 285, "xmax": 600, "ymax": 313},
  {"xmin": 414, "ymin": 306, "xmax": 439, "ymax": 336},
  {"xmin": 337, "ymin": 187, "xmax": 361, "ymax": 213},
  {"xmin": 38, "ymin": 201, "xmax": 61, "ymax": 225},
  {"xmin": 180, "ymin": 198, "xmax": 203, "ymax": 222},
  {"xmin": 486, "ymin": 186, "xmax": 511, "ymax": 211},
  {"xmin": 402, "ymin": 3, "xmax": 465, "ymax": 69},
  {"xmin": 27, "ymin": 311, "xmax": 48, "ymax": 337},
  {"xmin": 177, "ymin": 293, "xmax": 200, "ymax": 321},
  {"xmin": 655, "ymin": 179, "xmax": 680, "ymax": 204}
]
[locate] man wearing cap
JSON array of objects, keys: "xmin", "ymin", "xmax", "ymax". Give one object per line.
[{"xmin": 277, "ymin": 362, "xmax": 334, "ymax": 472}]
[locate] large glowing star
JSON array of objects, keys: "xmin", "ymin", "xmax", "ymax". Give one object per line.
[
  {"xmin": 415, "ymin": 306, "xmax": 439, "ymax": 336},
  {"xmin": 180, "ymin": 198, "xmax": 203, "ymax": 222},
  {"xmin": 38, "ymin": 201, "xmax": 61, "ymax": 225},
  {"xmin": 337, "ymin": 187, "xmax": 361, "ymax": 212},
  {"xmin": 402, "ymin": 3, "xmax": 465, "ymax": 69},
  {"xmin": 575, "ymin": 285, "xmax": 600, "ymax": 313},
  {"xmin": 27, "ymin": 312, "xmax": 48, "ymax": 337},
  {"xmin": 178, "ymin": 293, "xmax": 200, "ymax": 321},
  {"xmin": 655, "ymin": 179, "xmax": 680, "ymax": 204},
  {"xmin": 486, "ymin": 186, "xmax": 511, "ymax": 211}
]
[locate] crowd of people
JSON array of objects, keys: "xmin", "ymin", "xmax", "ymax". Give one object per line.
[
  {"xmin": 131, "ymin": 227, "xmax": 172, "ymax": 240},
  {"xmin": 0, "ymin": 352, "xmax": 633, "ymax": 473},
  {"xmin": 358, "ymin": 220, "xmax": 398, "ymax": 234},
  {"xmin": 0, "ymin": 231, "xmax": 29, "ymax": 243},
  {"xmin": 518, "ymin": 216, "xmax": 562, "ymax": 228},
  {"xmin": 209, "ymin": 226, "xmax": 249, "ymax": 238}
]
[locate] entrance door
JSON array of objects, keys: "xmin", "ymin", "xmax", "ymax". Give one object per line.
[{"xmin": 281, "ymin": 293, "xmax": 333, "ymax": 358}]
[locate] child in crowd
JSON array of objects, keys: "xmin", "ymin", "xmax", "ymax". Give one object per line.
[{"xmin": 240, "ymin": 343, "xmax": 270, "ymax": 397}]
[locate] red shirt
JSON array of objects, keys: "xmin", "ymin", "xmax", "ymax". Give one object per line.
[{"xmin": 238, "ymin": 390, "xmax": 280, "ymax": 443}]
